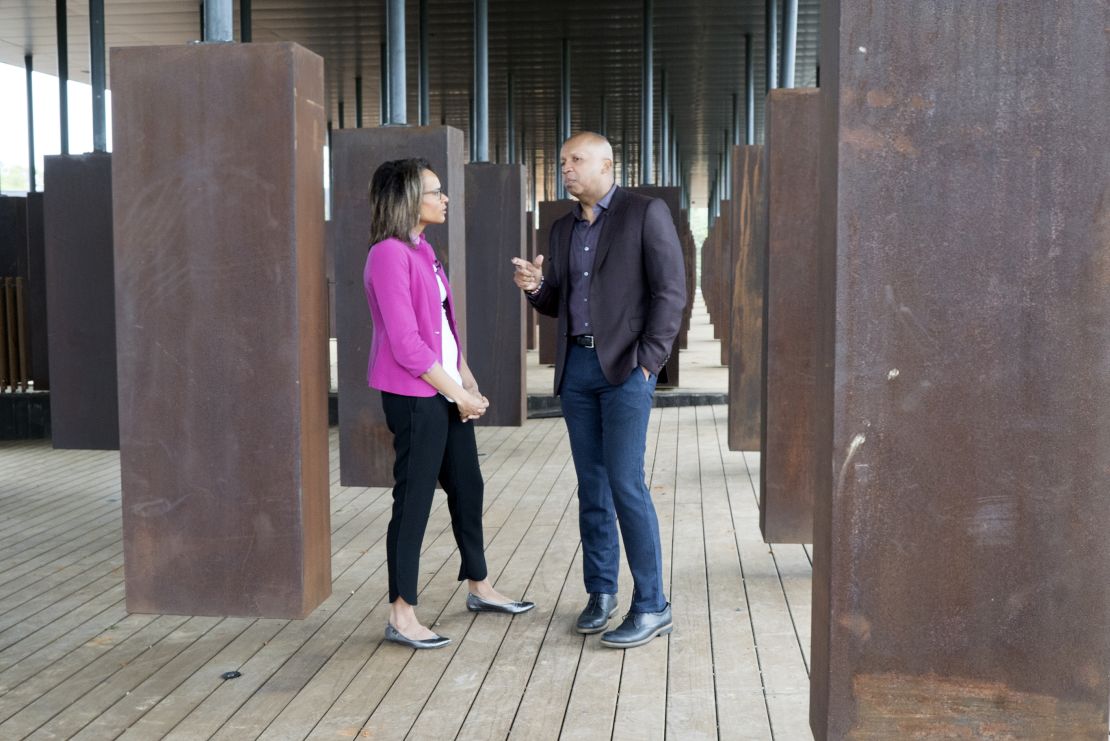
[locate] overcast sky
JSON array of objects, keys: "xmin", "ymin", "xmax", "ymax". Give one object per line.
[{"xmin": 0, "ymin": 62, "xmax": 113, "ymax": 178}]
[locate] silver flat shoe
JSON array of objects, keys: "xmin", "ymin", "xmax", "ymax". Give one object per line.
[
  {"xmin": 466, "ymin": 592, "xmax": 536, "ymax": 615},
  {"xmin": 384, "ymin": 623, "xmax": 451, "ymax": 649}
]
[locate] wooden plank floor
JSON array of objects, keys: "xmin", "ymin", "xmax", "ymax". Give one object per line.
[{"xmin": 0, "ymin": 406, "xmax": 814, "ymax": 740}]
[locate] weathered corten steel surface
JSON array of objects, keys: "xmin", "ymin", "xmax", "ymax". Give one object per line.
[
  {"xmin": 465, "ymin": 163, "xmax": 526, "ymax": 426},
  {"xmin": 111, "ymin": 43, "xmax": 330, "ymax": 619},
  {"xmin": 678, "ymin": 208, "xmax": 694, "ymax": 350},
  {"xmin": 536, "ymin": 200, "xmax": 575, "ymax": 368},
  {"xmin": 627, "ymin": 186, "xmax": 683, "ymax": 388},
  {"xmin": 759, "ymin": 90, "xmax": 821, "ymax": 545},
  {"xmin": 702, "ymin": 221, "xmax": 721, "ymax": 340},
  {"xmin": 325, "ymin": 219, "xmax": 337, "ymax": 339},
  {"xmin": 810, "ymin": 4, "xmax": 1110, "ymax": 739},
  {"xmin": 334, "ymin": 126, "xmax": 466, "ymax": 487},
  {"xmin": 716, "ymin": 198, "xmax": 733, "ymax": 366},
  {"xmin": 525, "ymin": 210, "xmax": 536, "ymax": 351},
  {"xmin": 24, "ymin": 193, "xmax": 48, "ymax": 389},
  {"xmin": 0, "ymin": 196, "xmax": 28, "ymax": 279},
  {"xmin": 43, "ymin": 153, "xmax": 119, "ymax": 450},
  {"xmin": 726, "ymin": 146, "xmax": 764, "ymax": 452}
]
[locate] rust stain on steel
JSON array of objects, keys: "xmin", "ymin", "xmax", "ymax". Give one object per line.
[
  {"xmin": 811, "ymin": 2, "xmax": 1110, "ymax": 739},
  {"xmin": 727, "ymin": 145, "xmax": 763, "ymax": 452},
  {"xmin": 111, "ymin": 43, "xmax": 330, "ymax": 618},
  {"xmin": 850, "ymin": 673, "xmax": 1106, "ymax": 740},
  {"xmin": 759, "ymin": 89, "xmax": 821, "ymax": 544}
]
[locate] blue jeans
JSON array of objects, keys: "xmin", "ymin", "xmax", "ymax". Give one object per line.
[{"xmin": 560, "ymin": 343, "xmax": 667, "ymax": 613}]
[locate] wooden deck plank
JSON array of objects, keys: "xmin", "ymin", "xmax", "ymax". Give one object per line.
[
  {"xmin": 702, "ymin": 405, "xmax": 774, "ymax": 741},
  {"xmin": 201, "ymin": 420, "xmax": 551, "ymax": 740},
  {"xmin": 270, "ymin": 420, "xmax": 567, "ymax": 740},
  {"xmin": 661, "ymin": 406, "xmax": 719, "ymax": 740},
  {"xmin": 355, "ymin": 420, "xmax": 568, "ymax": 739},
  {"xmin": 0, "ymin": 405, "xmax": 818, "ymax": 741},
  {"xmin": 453, "ymin": 453, "xmax": 580, "ymax": 740},
  {"xmin": 612, "ymin": 406, "xmax": 676, "ymax": 741}
]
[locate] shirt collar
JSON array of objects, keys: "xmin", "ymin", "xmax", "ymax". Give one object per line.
[{"xmin": 576, "ymin": 183, "xmax": 618, "ymax": 221}]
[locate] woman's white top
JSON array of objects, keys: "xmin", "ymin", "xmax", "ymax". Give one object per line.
[{"xmin": 436, "ymin": 266, "xmax": 463, "ymax": 397}]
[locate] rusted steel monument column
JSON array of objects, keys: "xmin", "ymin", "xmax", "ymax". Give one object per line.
[
  {"xmin": 333, "ymin": 126, "xmax": 467, "ymax": 487},
  {"xmin": 811, "ymin": 3, "xmax": 1110, "ymax": 738},
  {"xmin": 111, "ymin": 42, "xmax": 330, "ymax": 618},
  {"xmin": 43, "ymin": 153, "xmax": 118, "ymax": 449},
  {"xmin": 759, "ymin": 89, "xmax": 820, "ymax": 543},
  {"xmin": 465, "ymin": 162, "xmax": 526, "ymax": 425},
  {"xmin": 536, "ymin": 200, "xmax": 575, "ymax": 366},
  {"xmin": 726, "ymin": 145, "xmax": 763, "ymax": 451}
]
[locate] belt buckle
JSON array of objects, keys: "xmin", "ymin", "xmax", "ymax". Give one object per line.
[{"xmin": 580, "ymin": 335, "xmax": 595, "ymax": 349}]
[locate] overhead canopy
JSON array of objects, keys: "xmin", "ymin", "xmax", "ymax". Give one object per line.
[{"xmin": 0, "ymin": 0, "xmax": 819, "ymax": 204}]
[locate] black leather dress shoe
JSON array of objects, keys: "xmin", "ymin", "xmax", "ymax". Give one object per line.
[
  {"xmin": 384, "ymin": 623, "xmax": 451, "ymax": 649},
  {"xmin": 575, "ymin": 593, "xmax": 619, "ymax": 634},
  {"xmin": 599, "ymin": 603, "xmax": 672, "ymax": 648},
  {"xmin": 466, "ymin": 593, "xmax": 536, "ymax": 615}
]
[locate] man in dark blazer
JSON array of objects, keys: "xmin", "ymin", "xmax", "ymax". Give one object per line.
[{"xmin": 512, "ymin": 132, "xmax": 686, "ymax": 648}]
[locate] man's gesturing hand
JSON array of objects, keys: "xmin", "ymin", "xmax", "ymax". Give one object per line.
[{"xmin": 511, "ymin": 255, "xmax": 544, "ymax": 293}]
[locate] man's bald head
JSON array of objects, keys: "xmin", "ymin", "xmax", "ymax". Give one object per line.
[{"xmin": 561, "ymin": 131, "xmax": 616, "ymax": 205}]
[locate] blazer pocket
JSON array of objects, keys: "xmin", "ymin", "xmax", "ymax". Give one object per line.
[{"xmin": 628, "ymin": 316, "xmax": 643, "ymax": 333}]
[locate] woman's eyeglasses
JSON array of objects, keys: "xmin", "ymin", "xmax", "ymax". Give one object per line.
[{"xmin": 423, "ymin": 189, "xmax": 447, "ymax": 200}]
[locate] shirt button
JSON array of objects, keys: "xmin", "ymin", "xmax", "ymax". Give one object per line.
[
  {"xmin": 583, "ymin": 271, "xmax": 589, "ymax": 276},
  {"xmin": 584, "ymin": 246, "xmax": 590, "ymax": 251},
  {"xmin": 585, "ymin": 322, "xmax": 590, "ymax": 326}
]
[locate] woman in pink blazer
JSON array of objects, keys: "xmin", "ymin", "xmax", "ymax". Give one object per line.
[{"xmin": 364, "ymin": 158, "xmax": 534, "ymax": 650}]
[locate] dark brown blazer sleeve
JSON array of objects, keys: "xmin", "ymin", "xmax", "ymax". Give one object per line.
[{"xmin": 638, "ymin": 198, "xmax": 687, "ymax": 373}]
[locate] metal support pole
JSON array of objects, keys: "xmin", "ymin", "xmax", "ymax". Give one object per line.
[
  {"xmin": 56, "ymin": 0, "xmax": 69, "ymax": 154},
  {"xmin": 355, "ymin": 75, "xmax": 364, "ymax": 128},
  {"xmin": 419, "ymin": 0, "xmax": 429, "ymax": 125},
  {"xmin": 338, "ymin": 98, "xmax": 345, "ymax": 129},
  {"xmin": 530, "ymin": 146, "xmax": 538, "ymax": 212},
  {"xmin": 670, "ymin": 114, "xmax": 677, "ymax": 186},
  {"xmin": 387, "ymin": 0, "xmax": 406, "ymax": 124},
  {"xmin": 506, "ymin": 72, "xmax": 515, "ymax": 163},
  {"xmin": 203, "ymin": 0, "xmax": 233, "ymax": 42},
  {"xmin": 557, "ymin": 37, "xmax": 570, "ymax": 198},
  {"xmin": 600, "ymin": 95, "xmax": 608, "ymax": 138},
  {"xmin": 621, "ymin": 129, "xmax": 629, "ymax": 187},
  {"xmin": 660, "ymin": 68, "xmax": 669, "ymax": 187},
  {"xmin": 782, "ymin": 0, "xmax": 798, "ymax": 88},
  {"xmin": 732, "ymin": 92, "xmax": 741, "ymax": 146},
  {"xmin": 640, "ymin": 0, "xmax": 654, "ymax": 184},
  {"xmin": 473, "ymin": 0, "xmax": 489, "ymax": 161},
  {"xmin": 723, "ymin": 130, "xmax": 731, "ymax": 200},
  {"xmin": 379, "ymin": 43, "xmax": 389, "ymax": 125},
  {"xmin": 240, "ymin": 0, "xmax": 251, "ymax": 42},
  {"xmin": 90, "ymin": 0, "xmax": 106, "ymax": 151},
  {"xmin": 560, "ymin": 38, "xmax": 571, "ymax": 140},
  {"xmin": 766, "ymin": 0, "xmax": 778, "ymax": 93},
  {"xmin": 25, "ymin": 55, "xmax": 36, "ymax": 192},
  {"xmin": 745, "ymin": 33, "xmax": 755, "ymax": 144}
]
